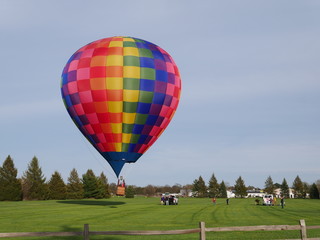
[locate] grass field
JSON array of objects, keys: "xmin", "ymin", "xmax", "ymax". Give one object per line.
[{"xmin": 0, "ymin": 197, "xmax": 319, "ymax": 240}]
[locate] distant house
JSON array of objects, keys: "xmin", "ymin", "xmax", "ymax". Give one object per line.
[
  {"xmin": 274, "ymin": 188, "xmax": 295, "ymax": 198},
  {"xmin": 227, "ymin": 190, "xmax": 235, "ymax": 198},
  {"xmin": 179, "ymin": 189, "xmax": 193, "ymax": 197},
  {"xmin": 226, "ymin": 189, "xmax": 266, "ymax": 198},
  {"xmin": 246, "ymin": 189, "xmax": 266, "ymax": 198},
  {"xmin": 214, "ymin": 188, "xmax": 298, "ymax": 199}
]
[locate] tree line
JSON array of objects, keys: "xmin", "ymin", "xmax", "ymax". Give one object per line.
[
  {"xmin": 0, "ymin": 155, "xmax": 190, "ymax": 201},
  {"xmin": 0, "ymin": 155, "xmax": 319, "ymax": 201},
  {"xmin": 192, "ymin": 174, "xmax": 320, "ymax": 199},
  {"xmin": 0, "ymin": 155, "xmax": 111, "ymax": 201}
]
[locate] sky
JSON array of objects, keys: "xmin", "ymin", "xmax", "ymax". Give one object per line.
[{"xmin": 0, "ymin": 0, "xmax": 319, "ymax": 188}]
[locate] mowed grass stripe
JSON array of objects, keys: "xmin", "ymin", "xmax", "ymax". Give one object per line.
[{"xmin": 0, "ymin": 197, "xmax": 319, "ymax": 240}]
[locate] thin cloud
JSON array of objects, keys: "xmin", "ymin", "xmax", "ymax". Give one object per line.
[{"xmin": 0, "ymin": 99, "xmax": 63, "ymax": 121}]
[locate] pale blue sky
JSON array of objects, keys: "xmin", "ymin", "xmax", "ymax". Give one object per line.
[{"xmin": 0, "ymin": 0, "xmax": 319, "ymax": 188}]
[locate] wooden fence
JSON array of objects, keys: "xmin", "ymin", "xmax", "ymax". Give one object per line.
[{"xmin": 0, "ymin": 219, "xmax": 320, "ymax": 240}]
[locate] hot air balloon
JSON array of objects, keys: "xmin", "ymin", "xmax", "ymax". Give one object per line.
[{"xmin": 61, "ymin": 36, "xmax": 181, "ymax": 178}]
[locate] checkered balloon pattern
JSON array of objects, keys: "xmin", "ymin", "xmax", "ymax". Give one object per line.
[{"xmin": 61, "ymin": 37, "xmax": 181, "ymax": 176}]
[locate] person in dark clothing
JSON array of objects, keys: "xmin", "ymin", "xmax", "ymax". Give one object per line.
[
  {"xmin": 169, "ymin": 195, "xmax": 174, "ymax": 205},
  {"xmin": 280, "ymin": 197, "xmax": 285, "ymax": 209}
]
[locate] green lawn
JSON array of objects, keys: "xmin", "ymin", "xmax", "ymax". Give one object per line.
[{"xmin": 0, "ymin": 197, "xmax": 319, "ymax": 240}]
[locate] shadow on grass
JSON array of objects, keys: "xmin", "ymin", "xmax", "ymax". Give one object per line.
[{"xmin": 57, "ymin": 200, "xmax": 126, "ymax": 207}]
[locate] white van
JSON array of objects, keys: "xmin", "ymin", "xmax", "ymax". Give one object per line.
[{"xmin": 263, "ymin": 195, "xmax": 274, "ymax": 206}]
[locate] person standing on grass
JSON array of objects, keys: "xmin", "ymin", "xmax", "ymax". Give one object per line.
[
  {"xmin": 226, "ymin": 198, "xmax": 229, "ymax": 205},
  {"xmin": 160, "ymin": 196, "xmax": 165, "ymax": 205},
  {"xmin": 280, "ymin": 196, "xmax": 285, "ymax": 209},
  {"xmin": 273, "ymin": 197, "xmax": 277, "ymax": 206},
  {"xmin": 212, "ymin": 197, "xmax": 216, "ymax": 205}
]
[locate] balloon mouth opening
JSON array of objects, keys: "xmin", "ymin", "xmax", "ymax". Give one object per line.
[{"xmin": 100, "ymin": 152, "xmax": 142, "ymax": 177}]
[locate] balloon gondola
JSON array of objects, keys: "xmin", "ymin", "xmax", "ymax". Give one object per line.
[
  {"xmin": 116, "ymin": 176, "xmax": 126, "ymax": 196},
  {"xmin": 61, "ymin": 36, "xmax": 181, "ymax": 178}
]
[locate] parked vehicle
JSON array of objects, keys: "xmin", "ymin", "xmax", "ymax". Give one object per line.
[
  {"xmin": 161, "ymin": 193, "xmax": 179, "ymax": 205},
  {"xmin": 263, "ymin": 195, "xmax": 274, "ymax": 206}
]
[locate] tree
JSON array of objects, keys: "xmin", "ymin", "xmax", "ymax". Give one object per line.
[
  {"xmin": 219, "ymin": 180, "xmax": 227, "ymax": 198},
  {"xmin": 316, "ymin": 179, "xmax": 320, "ymax": 191},
  {"xmin": 109, "ymin": 182, "xmax": 117, "ymax": 195},
  {"xmin": 246, "ymin": 185, "xmax": 256, "ymax": 191},
  {"xmin": 22, "ymin": 156, "xmax": 47, "ymax": 200},
  {"xmin": 96, "ymin": 172, "xmax": 111, "ymax": 199},
  {"xmin": 82, "ymin": 169, "xmax": 99, "ymax": 198},
  {"xmin": 264, "ymin": 176, "xmax": 275, "ymax": 195},
  {"xmin": 0, "ymin": 155, "xmax": 22, "ymax": 201},
  {"xmin": 208, "ymin": 173, "xmax": 220, "ymax": 198},
  {"xmin": 67, "ymin": 168, "xmax": 83, "ymax": 199},
  {"xmin": 161, "ymin": 185, "xmax": 172, "ymax": 193},
  {"xmin": 192, "ymin": 176, "xmax": 207, "ymax": 197},
  {"xmin": 292, "ymin": 175, "xmax": 303, "ymax": 198},
  {"xmin": 171, "ymin": 184, "xmax": 182, "ymax": 193},
  {"xmin": 309, "ymin": 183, "xmax": 319, "ymax": 199},
  {"xmin": 192, "ymin": 178, "xmax": 199, "ymax": 196},
  {"xmin": 234, "ymin": 176, "xmax": 247, "ymax": 198},
  {"xmin": 274, "ymin": 182, "xmax": 281, "ymax": 189},
  {"xmin": 302, "ymin": 182, "xmax": 310, "ymax": 199},
  {"xmin": 133, "ymin": 186, "xmax": 144, "ymax": 195},
  {"xmin": 281, "ymin": 178, "xmax": 289, "ymax": 198},
  {"xmin": 125, "ymin": 185, "xmax": 135, "ymax": 198},
  {"xmin": 48, "ymin": 171, "xmax": 66, "ymax": 200},
  {"xmin": 144, "ymin": 184, "xmax": 156, "ymax": 197}
]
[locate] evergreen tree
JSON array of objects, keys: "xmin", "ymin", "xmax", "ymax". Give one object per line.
[
  {"xmin": 316, "ymin": 180, "xmax": 320, "ymax": 192},
  {"xmin": 67, "ymin": 168, "xmax": 84, "ymax": 199},
  {"xmin": 219, "ymin": 180, "xmax": 227, "ymax": 198},
  {"xmin": 125, "ymin": 185, "xmax": 135, "ymax": 198},
  {"xmin": 109, "ymin": 182, "xmax": 117, "ymax": 195},
  {"xmin": 281, "ymin": 178, "xmax": 289, "ymax": 198},
  {"xmin": 22, "ymin": 156, "xmax": 47, "ymax": 200},
  {"xmin": 208, "ymin": 173, "xmax": 220, "ymax": 198},
  {"xmin": 274, "ymin": 182, "xmax": 281, "ymax": 189},
  {"xmin": 309, "ymin": 183, "xmax": 319, "ymax": 199},
  {"xmin": 302, "ymin": 182, "xmax": 310, "ymax": 199},
  {"xmin": 292, "ymin": 175, "xmax": 303, "ymax": 198},
  {"xmin": 234, "ymin": 176, "xmax": 247, "ymax": 198},
  {"xmin": 82, "ymin": 169, "xmax": 99, "ymax": 198},
  {"xmin": 96, "ymin": 172, "xmax": 111, "ymax": 199},
  {"xmin": 48, "ymin": 171, "xmax": 66, "ymax": 200},
  {"xmin": 192, "ymin": 178, "xmax": 199, "ymax": 194},
  {"xmin": 192, "ymin": 176, "xmax": 207, "ymax": 197},
  {"xmin": 0, "ymin": 155, "xmax": 22, "ymax": 201},
  {"xmin": 264, "ymin": 176, "xmax": 275, "ymax": 194}
]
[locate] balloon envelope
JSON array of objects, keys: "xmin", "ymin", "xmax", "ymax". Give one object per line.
[{"xmin": 61, "ymin": 36, "xmax": 181, "ymax": 177}]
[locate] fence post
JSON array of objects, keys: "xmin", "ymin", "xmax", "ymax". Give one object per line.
[
  {"xmin": 199, "ymin": 222, "xmax": 206, "ymax": 240},
  {"xmin": 83, "ymin": 224, "xmax": 89, "ymax": 240},
  {"xmin": 299, "ymin": 219, "xmax": 307, "ymax": 240}
]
